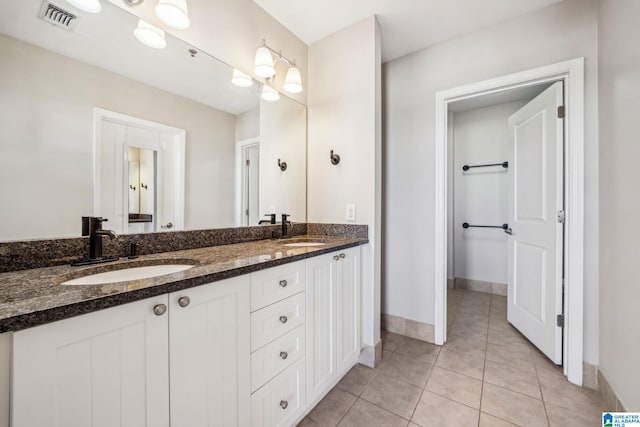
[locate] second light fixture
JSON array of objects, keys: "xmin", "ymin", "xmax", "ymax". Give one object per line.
[{"xmin": 253, "ymin": 39, "xmax": 303, "ymax": 95}]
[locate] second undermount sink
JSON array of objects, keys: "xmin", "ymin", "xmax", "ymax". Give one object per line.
[
  {"xmin": 281, "ymin": 238, "xmax": 327, "ymax": 248},
  {"xmin": 61, "ymin": 264, "xmax": 195, "ymax": 285}
]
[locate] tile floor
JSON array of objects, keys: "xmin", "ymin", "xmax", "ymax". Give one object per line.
[{"xmin": 297, "ymin": 289, "xmax": 606, "ymax": 427}]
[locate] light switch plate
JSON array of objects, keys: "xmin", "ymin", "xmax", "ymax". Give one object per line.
[{"xmin": 346, "ymin": 204, "xmax": 356, "ymax": 221}]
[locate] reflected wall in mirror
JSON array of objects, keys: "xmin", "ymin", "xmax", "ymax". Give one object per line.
[{"xmin": 0, "ymin": 0, "xmax": 307, "ymax": 241}]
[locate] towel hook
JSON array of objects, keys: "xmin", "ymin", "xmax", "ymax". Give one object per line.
[
  {"xmin": 278, "ymin": 158, "xmax": 287, "ymax": 171},
  {"xmin": 330, "ymin": 150, "xmax": 341, "ymax": 165}
]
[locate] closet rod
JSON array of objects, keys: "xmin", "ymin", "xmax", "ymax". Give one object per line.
[
  {"xmin": 462, "ymin": 222, "xmax": 509, "ymax": 231},
  {"xmin": 462, "ymin": 161, "xmax": 508, "ymax": 171}
]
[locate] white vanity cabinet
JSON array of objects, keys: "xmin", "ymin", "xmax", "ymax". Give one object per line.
[
  {"xmin": 12, "ymin": 295, "xmax": 171, "ymax": 427},
  {"xmin": 11, "ymin": 275, "xmax": 251, "ymax": 427},
  {"xmin": 306, "ymin": 247, "xmax": 360, "ymax": 406}
]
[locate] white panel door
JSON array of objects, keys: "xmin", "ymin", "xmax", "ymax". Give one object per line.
[
  {"xmin": 336, "ymin": 247, "xmax": 361, "ymax": 375},
  {"xmin": 306, "ymin": 252, "xmax": 338, "ymax": 405},
  {"xmin": 12, "ymin": 296, "xmax": 170, "ymax": 427},
  {"xmin": 169, "ymin": 276, "xmax": 251, "ymax": 427},
  {"xmin": 507, "ymin": 82, "xmax": 564, "ymax": 364}
]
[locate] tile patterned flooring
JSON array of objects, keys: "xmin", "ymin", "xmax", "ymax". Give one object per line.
[{"xmin": 297, "ymin": 289, "xmax": 606, "ymax": 427}]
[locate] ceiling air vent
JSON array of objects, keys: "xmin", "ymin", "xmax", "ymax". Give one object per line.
[{"xmin": 39, "ymin": 1, "xmax": 79, "ymax": 31}]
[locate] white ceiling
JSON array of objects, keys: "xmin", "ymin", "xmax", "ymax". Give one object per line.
[
  {"xmin": 448, "ymin": 82, "xmax": 552, "ymax": 113},
  {"xmin": 253, "ymin": 0, "xmax": 564, "ymax": 62},
  {"xmin": 0, "ymin": 0, "xmax": 261, "ymax": 115}
]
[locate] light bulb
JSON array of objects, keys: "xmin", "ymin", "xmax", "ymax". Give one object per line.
[
  {"xmin": 284, "ymin": 66, "xmax": 303, "ymax": 94},
  {"xmin": 155, "ymin": 0, "xmax": 191, "ymax": 30},
  {"xmin": 231, "ymin": 69, "xmax": 253, "ymax": 88},
  {"xmin": 261, "ymin": 85, "xmax": 280, "ymax": 102},
  {"xmin": 254, "ymin": 46, "xmax": 275, "ymax": 78},
  {"xmin": 64, "ymin": 0, "xmax": 101, "ymax": 13},
  {"xmin": 134, "ymin": 20, "xmax": 167, "ymax": 49}
]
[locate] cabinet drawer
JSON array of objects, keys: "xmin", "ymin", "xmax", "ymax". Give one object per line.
[
  {"xmin": 251, "ymin": 261, "xmax": 305, "ymax": 312},
  {"xmin": 251, "ymin": 293, "xmax": 305, "ymax": 351},
  {"xmin": 251, "ymin": 324, "xmax": 305, "ymax": 392},
  {"xmin": 251, "ymin": 358, "xmax": 306, "ymax": 427}
]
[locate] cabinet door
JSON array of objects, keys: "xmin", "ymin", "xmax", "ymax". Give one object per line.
[
  {"xmin": 305, "ymin": 252, "xmax": 338, "ymax": 405},
  {"xmin": 337, "ymin": 247, "xmax": 361, "ymax": 375},
  {"xmin": 169, "ymin": 276, "xmax": 250, "ymax": 427},
  {"xmin": 12, "ymin": 296, "xmax": 170, "ymax": 427}
]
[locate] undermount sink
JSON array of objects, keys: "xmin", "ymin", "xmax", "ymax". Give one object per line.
[
  {"xmin": 61, "ymin": 264, "xmax": 195, "ymax": 285},
  {"xmin": 281, "ymin": 239, "xmax": 327, "ymax": 248}
]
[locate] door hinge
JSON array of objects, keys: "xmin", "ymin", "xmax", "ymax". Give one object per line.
[
  {"xmin": 246, "ymin": 159, "xmax": 250, "ymax": 166},
  {"xmin": 556, "ymin": 314, "xmax": 565, "ymax": 328},
  {"xmin": 245, "ymin": 209, "xmax": 249, "ymax": 216},
  {"xmin": 557, "ymin": 106, "xmax": 565, "ymax": 119},
  {"xmin": 557, "ymin": 210, "xmax": 565, "ymax": 224}
]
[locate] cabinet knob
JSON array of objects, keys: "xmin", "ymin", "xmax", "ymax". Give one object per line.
[
  {"xmin": 279, "ymin": 315, "xmax": 288, "ymax": 324},
  {"xmin": 178, "ymin": 296, "xmax": 190, "ymax": 308},
  {"xmin": 153, "ymin": 304, "xmax": 167, "ymax": 316},
  {"xmin": 280, "ymin": 351, "xmax": 288, "ymax": 360},
  {"xmin": 333, "ymin": 255, "xmax": 340, "ymax": 261},
  {"xmin": 279, "ymin": 279, "xmax": 288, "ymax": 287},
  {"xmin": 339, "ymin": 253, "xmax": 346, "ymax": 259},
  {"xmin": 280, "ymin": 400, "xmax": 288, "ymax": 410}
]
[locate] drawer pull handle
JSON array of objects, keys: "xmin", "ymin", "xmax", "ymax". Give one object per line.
[
  {"xmin": 333, "ymin": 255, "xmax": 340, "ymax": 261},
  {"xmin": 279, "ymin": 315, "xmax": 288, "ymax": 324},
  {"xmin": 339, "ymin": 253, "xmax": 346, "ymax": 258},
  {"xmin": 178, "ymin": 296, "xmax": 190, "ymax": 308},
  {"xmin": 280, "ymin": 400, "xmax": 288, "ymax": 410},
  {"xmin": 279, "ymin": 279, "xmax": 288, "ymax": 287},
  {"xmin": 153, "ymin": 304, "xmax": 167, "ymax": 316},
  {"xmin": 280, "ymin": 351, "xmax": 288, "ymax": 360}
]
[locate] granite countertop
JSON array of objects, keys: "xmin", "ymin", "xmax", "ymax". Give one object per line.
[{"xmin": 0, "ymin": 235, "xmax": 367, "ymax": 333}]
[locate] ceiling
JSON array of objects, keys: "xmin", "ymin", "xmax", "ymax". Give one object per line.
[
  {"xmin": 0, "ymin": 0, "xmax": 261, "ymax": 115},
  {"xmin": 253, "ymin": 0, "xmax": 564, "ymax": 62},
  {"xmin": 448, "ymin": 82, "xmax": 552, "ymax": 113}
]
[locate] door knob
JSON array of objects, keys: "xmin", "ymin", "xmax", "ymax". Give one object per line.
[
  {"xmin": 333, "ymin": 255, "xmax": 340, "ymax": 261},
  {"xmin": 279, "ymin": 279, "xmax": 288, "ymax": 287},
  {"xmin": 178, "ymin": 296, "xmax": 190, "ymax": 307},
  {"xmin": 161, "ymin": 222, "xmax": 173, "ymax": 229},
  {"xmin": 339, "ymin": 253, "xmax": 346, "ymax": 258},
  {"xmin": 153, "ymin": 304, "xmax": 167, "ymax": 316},
  {"xmin": 280, "ymin": 351, "xmax": 288, "ymax": 360},
  {"xmin": 280, "ymin": 400, "xmax": 288, "ymax": 410},
  {"xmin": 279, "ymin": 315, "xmax": 288, "ymax": 324}
]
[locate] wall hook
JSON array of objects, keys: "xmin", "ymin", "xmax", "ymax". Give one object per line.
[
  {"xmin": 330, "ymin": 150, "xmax": 341, "ymax": 165},
  {"xmin": 129, "ymin": 185, "xmax": 136, "ymax": 191},
  {"xmin": 140, "ymin": 183, "xmax": 148, "ymax": 190},
  {"xmin": 278, "ymin": 159, "xmax": 287, "ymax": 171}
]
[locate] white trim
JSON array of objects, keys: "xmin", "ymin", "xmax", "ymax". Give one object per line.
[
  {"xmin": 234, "ymin": 138, "xmax": 260, "ymax": 226},
  {"xmin": 93, "ymin": 108, "xmax": 186, "ymax": 233},
  {"xmin": 434, "ymin": 58, "xmax": 584, "ymax": 385}
]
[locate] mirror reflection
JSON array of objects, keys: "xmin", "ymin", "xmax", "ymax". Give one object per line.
[{"xmin": 0, "ymin": 0, "xmax": 306, "ymax": 241}]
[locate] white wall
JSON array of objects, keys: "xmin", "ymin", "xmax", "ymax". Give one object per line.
[
  {"xmin": 236, "ymin": 108, "xmax": 260, "ymax": 142},
  {"xmin": 0, "ymin": 35, "xmax": 236, "ymax": 240},
  {"xmin": 308, "ymin": 17, "xmax": 382, "ymax": 355},
  {"xmin": 107, "ymin": 0, "xmax": 307, "ymax": 105},
  {"xmin": 450, "ymin": 101, "xmax": 526, "ymax": 284},
  {"xmin": 598, "ymin": 0, "xmax": 640, "ymax": 411},
  {"xmin": 260, "ymin": 97, "xmax": 307, "ymax": 223},
  {"xmin": 383, "ymin": 0, "xmax": 599, "ymax": 363}
]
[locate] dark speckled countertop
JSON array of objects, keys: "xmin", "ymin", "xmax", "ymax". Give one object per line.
[{"xmin": 0, "ymin": 235, "xmax": 367, "ymax": 333}]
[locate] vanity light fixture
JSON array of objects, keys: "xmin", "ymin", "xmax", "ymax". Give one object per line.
[
  {"xmin": 134, "ymin": 19, "xmax": 167, "ymax": 49},
  {"xmin": 155, "ymin": 0, "xmax": 191, "ymax": 30},
  {"xmin": 64, "ymin": 0, "xmax": 101, "ymax": 13},
  {"xmin": 261, "ymin": 84, "xmax": 280, "ymax": 102},
  {"xmin": 231, "ymin": 69, "xmax": 253, "ymax": 88},
  {"xmin": 253, "ymin": 39, "xmax": 303, "ymax": 94}
]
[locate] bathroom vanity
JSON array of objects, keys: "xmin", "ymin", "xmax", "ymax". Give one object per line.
[{"xmin": 0, "ymin": 234, "xmax": 366, "ymax": 427}]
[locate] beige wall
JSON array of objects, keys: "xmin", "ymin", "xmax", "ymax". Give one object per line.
[
  {"xmin": 598, "ymin": 0, "xmax": 640, "ymax": 411},
  {"xmin": 383, "ymin": 0, "xmax": 600, "ymax": 363},
  {"xmin": 307, "ymin": 17, "xmax": 382, "ymax": 355},
  {"xmin": 0, "ymin": 34, "xmax": 236, "ymax": 240},
  {"xmin": 107, "ymin": 0, "xmax": 307, "ymax": 105}
]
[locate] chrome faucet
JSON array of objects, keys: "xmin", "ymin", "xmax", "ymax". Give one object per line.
[{"xmin": 72, "ymin": 216, "xmax": 119, "ymax": 266}]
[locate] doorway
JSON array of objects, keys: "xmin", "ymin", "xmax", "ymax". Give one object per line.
[{"xmin": 434, "ymin": 58, "xmax": 585, "ymax": 385}]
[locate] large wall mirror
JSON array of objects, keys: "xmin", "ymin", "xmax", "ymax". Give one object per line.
[{"xmin": 0, "ymin": 0, "xmax": 306, "ymax": 241}]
